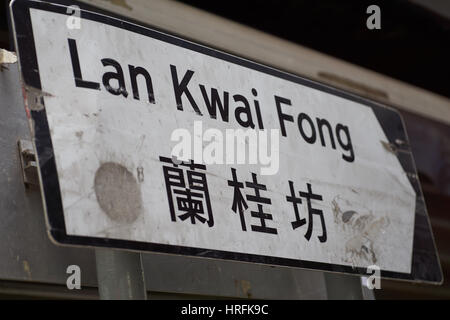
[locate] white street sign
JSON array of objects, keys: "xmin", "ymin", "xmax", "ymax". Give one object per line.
[{"xmin": 10, "ymin": 0, "xmax": 442, "ymax": 283}]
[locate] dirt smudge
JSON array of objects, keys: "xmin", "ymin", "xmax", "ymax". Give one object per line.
[
  {"xmin": 332, "ymin": 196, "xmax": 390, "ymax": 266},
  {"xmin": 94, "ymin": 162, "xmax": 142, "ymax": 223}
]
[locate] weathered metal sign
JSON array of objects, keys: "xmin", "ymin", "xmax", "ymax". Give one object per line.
[{"xmin": 10, "ymin": 0, "xmax": 442, "ymax": 283}]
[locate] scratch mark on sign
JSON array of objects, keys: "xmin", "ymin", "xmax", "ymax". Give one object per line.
[
  {"xmin": 331, "ymin": 199, "xmax": 341, "ymax": 224},
  {"xmin": 137, "ymin": 166, "xmax": 144, "ymax": 183},
  {"xmin": 381, "ymin": 140, "xmax": 397, "ymax": 154},
  {"xmin": 332, "ymin": 195, "xmax": 390, "ymax": 266},
  {"xmin": 197, "ymin": 250, "xmax": 213, "ymax": 256},
  {"xmin": 23, "ymin": 85, "xmax": 53, "ymax": 111},
  {"xmin": 94, "ymin": 162, "xmax": 142, "ymax": 223},
  {"xmin": 344, "ymin": 216, "xmax": 389, "ymax": 265},
  {"xmin": 136, "ymin": 134, "xmax": 146, "ymax": 152}
]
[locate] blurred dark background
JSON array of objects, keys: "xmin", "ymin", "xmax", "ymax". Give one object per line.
[{"xmin": 178, "ymin": 0, "xmax": 450, "ymax": 99}]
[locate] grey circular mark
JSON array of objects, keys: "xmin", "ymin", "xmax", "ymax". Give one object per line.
[
  {"xmin": 342, "ymin": 210, "xmax": 357, "ymax": 223},
  {"xmin": 94, "ymin": 162, "xmax": 142, "ymax": 223}
]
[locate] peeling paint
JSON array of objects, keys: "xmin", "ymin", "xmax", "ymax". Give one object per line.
[
  {"xmin": 381, "ymin": 140, "xmax": 397, "ymax": 154},
  {"xmin": 23, "ymin": 85, "xmax": 53, "ymax": 111},
  {"xmin": 332, "ymin": 196, "xmax": 390, "ymax": 267},
  {"xmin": 0, "ymin": 49, "xmax": 17, "ymax": 71},
  {"xmin": 344, "ymin": 215, "xmax": 389, "ymax": 265}
]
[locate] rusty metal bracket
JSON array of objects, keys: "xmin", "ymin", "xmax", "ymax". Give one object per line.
[{"xmin": 18, "ymin": 139, "xmax": 39, "ymax": 188}]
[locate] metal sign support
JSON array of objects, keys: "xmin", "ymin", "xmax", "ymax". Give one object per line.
[
  {"xmin": 324, "ymin": 273, "xmax": 364, "ymax": 300},
  {"xmin": 95, "ymin": 248, "xmax": 147, "ymax": 300}
]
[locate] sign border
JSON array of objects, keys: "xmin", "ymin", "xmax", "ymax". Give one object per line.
[{"xmin": 10, "ymin": 0, "xmax": 443, "ymax": 284}]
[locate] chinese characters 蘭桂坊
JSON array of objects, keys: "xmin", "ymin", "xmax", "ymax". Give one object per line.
[{"xmin": 160, "ymin": 158, "xmax": 327, "ymax": 242}]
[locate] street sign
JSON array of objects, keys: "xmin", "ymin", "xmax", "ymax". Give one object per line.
[{"xmin": 10, "ymin": 0, "xmax": 442, "ymax": 283}]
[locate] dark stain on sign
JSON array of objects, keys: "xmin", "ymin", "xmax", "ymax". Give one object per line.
[
  {"xmin": 94, "ymin": 162, "xmax": 142, "ymax": 223},
  {"xmin": 342, "ymin": 210, "xmax": 357, "ymax": 223}
]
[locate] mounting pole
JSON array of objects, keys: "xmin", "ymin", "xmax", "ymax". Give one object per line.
[
  {"xmin": 324, "ymin": 272, "xmax": 364, "ymax": 300},
  {"xmin": 95, "ymin": 248, "xmax": 147, "ymax": 300}
]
